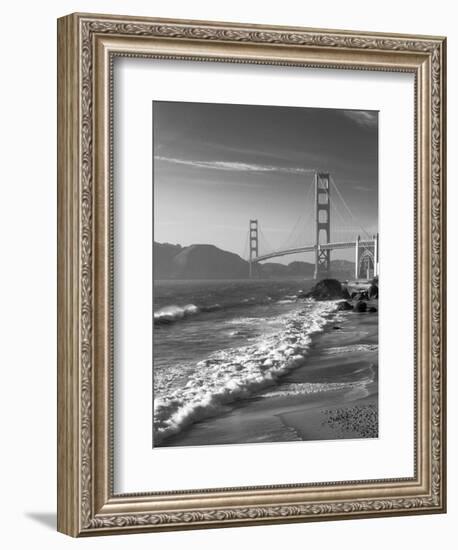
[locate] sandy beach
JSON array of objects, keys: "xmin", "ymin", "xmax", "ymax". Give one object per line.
[{"xmin": 163, "ymin": 298, "xmax": 378, "ymax": 447}]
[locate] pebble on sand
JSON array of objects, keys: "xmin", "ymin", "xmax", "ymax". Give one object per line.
[{"xmin": 323, "ymin": 404, "xmax": 378, "ymax": 438}]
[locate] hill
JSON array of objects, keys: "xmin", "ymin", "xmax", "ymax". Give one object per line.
[{"xmin": 153, "ymin": 241, "xmax": 354, "ymax": 280}]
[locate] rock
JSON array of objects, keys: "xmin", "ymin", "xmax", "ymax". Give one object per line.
[
  {"xmin": 353, "ymin": 300, "xmax": 367, "ymax": 312},
  {"xmin": 368, "ymin": 306, "xmax": 378, "ymax": 313},
  {"xmin": 303, "ymin": 279, "xmax": 347, "ymax": 301},
  {"xmin": 368, "ymin": 284, "xmax": 378, "ymax": 299},
  {"xmin": 341, "ymin": 286, "xmax": 350, "ymax": 299},
  {"xmin": 336, "ymin": 300, "xmax": 353, "ymax": 311},
  {"xmin": 353, "ymin": 291, "xmax": 369, "ymax": 301}
]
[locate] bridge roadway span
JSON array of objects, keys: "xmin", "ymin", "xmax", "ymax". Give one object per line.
[{"xmin": 252, "ymin": 239, "xmax": 375, "ymax": 263}]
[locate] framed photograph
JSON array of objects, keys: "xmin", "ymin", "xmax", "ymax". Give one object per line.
[{"xmin": 57, "ymin": 13, "xmax": 446, "ymax": 536}]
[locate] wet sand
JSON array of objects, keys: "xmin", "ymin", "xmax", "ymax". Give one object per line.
[{"xmin": 164, "ymin": 302, "xmax": 378, "ymax": 447}]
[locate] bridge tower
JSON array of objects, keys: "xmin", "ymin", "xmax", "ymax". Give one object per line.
[
  {"xmin": 314, "ymin": 172, "xmax": 331, "ymax": 279},
  {"xmin": 248, "ymin": 219, "xmax": 259, "ymax": 278}
]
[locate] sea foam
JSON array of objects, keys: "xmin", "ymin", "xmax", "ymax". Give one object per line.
[{"xmin": 153, "ymin": 299, "xmax": 338, "ymax": 445}]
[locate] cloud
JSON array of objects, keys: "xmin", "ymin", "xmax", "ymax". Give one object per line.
[
  {"xmin": 349, "ymin": 184, "xmax": 372, "ymax": 192},
  {"xmin": 343, "ymin": 110, "xmax": 378, "ymax": 128},
  {"xmin": 155, "ymin": 155, "xmax": 317, "ymax": 176}
]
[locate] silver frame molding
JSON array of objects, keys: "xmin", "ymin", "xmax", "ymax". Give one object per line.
[{"xmin": 57, "ymin": 12, "xmax": 446, "ymax": 537}]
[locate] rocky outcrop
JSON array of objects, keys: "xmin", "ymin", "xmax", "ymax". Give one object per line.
[
  {"xmin": 303, "ymin": 279, "xmax": 348, "ymax": 301},
  {"xmin": 368, "ymin": 283, "xmax": 379, "ymax": 299},
  {"xmin": 353, "ymin": 300, "xmax": 367, "ymax": 312},
  {"xmin": 351, "ymin": 290, "xmax": 369, "ymax": 301},
  {"xmin": 341, "ymin": 286, "xmax": 351, "ymax": 299},
  {"xmin": 336, "ymin": 300, "xmax": 353, "ymax": 311}
]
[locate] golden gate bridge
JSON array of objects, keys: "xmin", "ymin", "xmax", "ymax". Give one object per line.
[{"xmin": 243, "ymin": 171, "xmax": 379, "ymax": 280}]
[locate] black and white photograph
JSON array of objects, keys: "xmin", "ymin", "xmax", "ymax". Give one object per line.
[{"xmin": 152, "ymin": 101, "xmax": 379, "ymax": 447}]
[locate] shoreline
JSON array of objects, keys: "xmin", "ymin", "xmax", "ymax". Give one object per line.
[{"xmin": 159, "ymin": 295, "xmax": 379, "ymax": 447}]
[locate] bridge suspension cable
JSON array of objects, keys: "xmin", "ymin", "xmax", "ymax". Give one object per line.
[
  {"xmin": 276, "ymin": 177, "xmax": 315, "ymax": 252},
  {"xmin": 329, "ymin": 175, "xmax": 371, "ymax": 239},
  {"xmin": 258, "ymin": 226, "xmax": 275, "ymax": 256},
  {"xmin": 330, "ymin": 198, "xmax": 355, "ymax": 242}
]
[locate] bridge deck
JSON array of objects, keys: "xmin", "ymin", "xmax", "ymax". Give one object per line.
[{"xmin": 252, "ymin": 240, "xmax": 374, "ymax": 263}]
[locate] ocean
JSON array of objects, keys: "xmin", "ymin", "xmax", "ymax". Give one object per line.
[{"xmin": 153, "ymin": 278, "xmax": 350, "ymax": 445}]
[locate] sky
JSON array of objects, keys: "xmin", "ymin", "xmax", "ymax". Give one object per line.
[{"xmin": 153, "ymin": 101, "xmax": 378, "ymax": 263}]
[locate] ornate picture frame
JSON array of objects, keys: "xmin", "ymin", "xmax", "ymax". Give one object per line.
[{"xmin": 57, "ymin": 12, "xmax": 446, "ymax": 536}]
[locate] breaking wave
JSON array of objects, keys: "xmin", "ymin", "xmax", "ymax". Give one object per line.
[
  {"xmin": 154, "ymin": 296, "xmax": 278, "ymax": 325},
  {"xmin": 153, "ymin": 299, "xmax": 339, "ymax": 445},
  {"xmin": 153, "ymin": 304, "xmax": 200, "ymax": 324}
]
